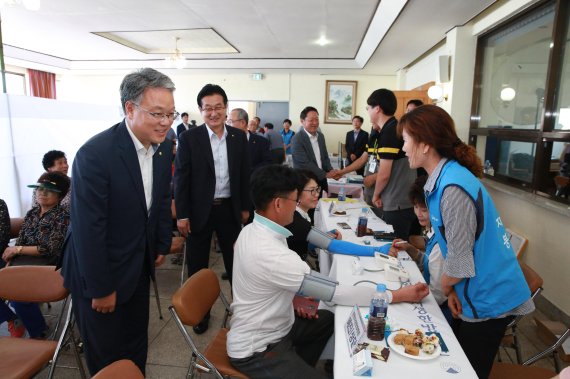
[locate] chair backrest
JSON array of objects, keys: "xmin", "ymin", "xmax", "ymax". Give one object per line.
[
  {"xmin": 0, "ymin": 266, "xmax": 68, "ymax": 302},
  {"xmin": 92, "ymin": 359, "xmax": 144, "ymax": 379},
  {"xmin": 519, "ymin": 262, "xmax": 543, "ymax": 296},
  {"xmin": 9, "ymin": 217, "xmax": 24, "ymax": 239},
  {"xmin": 171, "ymin": 268, "xmax": 220, "ymax": 326},
  {"xmin": 555, "ymin": 175, "xmax": 569, "ymax": 188}
]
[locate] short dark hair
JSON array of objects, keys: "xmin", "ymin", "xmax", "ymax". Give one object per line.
[
  {"xmin": 265, "ymin": 123, "xmax": 274, "ymax": 129},
  {"xmin": 197, "ymin": 84, "xmax": 228, "ymax": 108},
  {"xmin": 42, "ymin": 150, "xmax": 66, "ymax": 171},
  {"xmin": 37, "ymin": 171, "xmax": 70, "ymax": 200},
  {"xmin": 406, "ymin": 99, "xmax": 424, "ymax": 108},
  {"xmin": 120, "ymin": 68, "xmax": 175, "ymax": 113},
  {"xmin": 352, "ymin": 115, "xmax": 364, "ymax": 123},
  {"xmin": 254, "ymin": 116, "xmax": 261, "ymax": 123},
  {"xmin": 300, "ymin": 106, "xmax": 318, "ymax": 120},
  {"xmin": 251, "ymin": 165, "xmax": 301, "ymax": 211},
  {"xmin": 283, "ymin": 119, "xmax": 292, "ymax": 125},
  {"xmin": 367, "ymin": 89, "xmax": 397, "ymax": 116},
  {"xmin": 296, "ymin": 169, "xmax": 320, "ymax": 188},
  {"xmin": 181, "ymin": 112, "xmax": 189, "ymax": 118},
  {"xmin": 408, "ymin": 175, "xmax": 428, "ymax": 206}
]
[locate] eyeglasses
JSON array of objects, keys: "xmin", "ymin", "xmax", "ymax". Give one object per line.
[
  {"xmin": 278, "ymin": 197, "xmax": 301, "ymax": 206},
  {"xmin": 227, "ymin": 119, "xmax": 243, "ymax": 126},
  {"xmin": 133, "ymin": 103, "xmax": 180, "ymax": 122},
  {"xmin": 200, "ymin": 105, "xmax": 226, "ymax": 113},
  {"xmin": 302, "ymin": 187, "xmax": 321, "ymax": 196}
]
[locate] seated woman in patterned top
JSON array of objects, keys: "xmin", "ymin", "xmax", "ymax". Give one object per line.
[{"xmin": 0, "ymin": 171, "xmax": 70, "ymax": 338}]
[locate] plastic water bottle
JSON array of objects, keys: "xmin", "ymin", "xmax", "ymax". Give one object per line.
[
  {"xmin": 484, "ymin": 160, "xmax": 491, "ymax": 175},
  {"xmin": 367, "ymin": 283, "xmax": 388, "ymax": 341},
  {"xmin": 357, "ymin": 208, "xmax": 368, "ymax": 237},
  {"xmin": 337, "ymin": 185, "xmax": 346, "ymax": 202}
]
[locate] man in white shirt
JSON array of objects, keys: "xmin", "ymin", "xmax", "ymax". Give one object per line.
[
  {"xmin": 174, "ymin": 84, "xmax": 251, "ymax": 334},
  {"xmin": 228, "ymin": 165, "xmax": 429, "ymax": 378}
]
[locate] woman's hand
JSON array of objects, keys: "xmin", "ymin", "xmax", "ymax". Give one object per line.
[
  {"xmin": 2, "ymin": 246, "xmax": 18, "ymax": 262},
  {"xmin": 389, "ymin": 239, "xmax": 407, "ymax": 257},
  {"xmin": 447, "ymin": 289, "xmax": 462, "ymax": 318}
]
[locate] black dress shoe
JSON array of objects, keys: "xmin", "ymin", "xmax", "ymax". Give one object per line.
[
  {"xmin": 221, "ymin": 272, "xmax": 229, "ymax": 280},
  {"xmin": 193, "ymin": 317, "xmax": 210, "ymax": 334}
]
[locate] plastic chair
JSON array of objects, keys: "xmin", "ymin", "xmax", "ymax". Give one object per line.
[
  {"xmin": 498, "ymin": 262, "xmax": 544, "ymax": 364},
  {"xmin": 490, "ymin": 328, "xmax": 570, "ymax": 379},
  {"xmin": 0, "ymin": 265, "xmax": 86, "ymax": 379},
  {"xmin": 92, "ymin": 359, "xmax": 144, "ymax": 379},
  {"xmin": 169, "ymin": 269, "xmax": 249, "ymax": 379}
]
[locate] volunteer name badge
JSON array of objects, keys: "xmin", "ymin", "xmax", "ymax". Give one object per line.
[{"xmin": 345, "ymin": 305, "xmax": 366, "ymax": 356}]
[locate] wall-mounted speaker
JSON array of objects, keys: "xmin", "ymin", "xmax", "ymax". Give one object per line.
[{"xmin": 438, "ymin": 55, "xmax": 451, "ymax": 83}]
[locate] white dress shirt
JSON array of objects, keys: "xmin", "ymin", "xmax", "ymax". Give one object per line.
[
  {"xmin": 125, "ymin": 120, "xmax": 157, "ymax": 212},
  {"xmin": 303, "ymin": 127, "xmax": 322, "ymax": 169},
  {"xmin": 206, "ymin": 125, "xmax": 231, "ymax": 198}
]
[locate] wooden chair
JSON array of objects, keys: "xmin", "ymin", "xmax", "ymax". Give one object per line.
[
  {"xmin": 554, "ymin": 175, "xmax": 569, "ymax": 197},
  {"xmin": 92, "ymin": 359, "xmax": 144, "ymax": 379},
  {"xmin": 499, "ymin": 262, "xmax": 544, "ymax": 364},
  {"xmin": 169, "ymin": 269, "xmax": 249, "ymax": 379},
  {"xmin": 490, "ymin": 328, "xmax": 570, "ymax": 379},
  {"xmin": 0, "ymin": 266, "xmax": 86, "ymax": 379}
]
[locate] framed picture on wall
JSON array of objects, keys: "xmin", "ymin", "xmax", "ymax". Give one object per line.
[{"xmin": 324, "ymin": 80, "xmax": 357, "ymax": 124}]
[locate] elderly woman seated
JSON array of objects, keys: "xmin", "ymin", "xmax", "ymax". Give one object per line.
[
  {"xmin": 0, "ymin": 171, "xmax": 70, "ymax": 338},
  {"xmin": 31, "ymin": 150, "xmax": 71, "ymax": 210}
]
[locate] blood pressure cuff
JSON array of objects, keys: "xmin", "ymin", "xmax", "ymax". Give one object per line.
[
  {"xmin": 297, "ymin": 270, "xmax": 338, "ymax": 302},
  {"xmin": 306, "ymin": 228, "xmax": 391, "ymax": 257}
]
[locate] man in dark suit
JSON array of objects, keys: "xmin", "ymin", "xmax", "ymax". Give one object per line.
[
  {"xmin": 62, "ymin": 68, "xmax": 175, "ymax": 375},
  {"xmin": 228, "ymin": 107, "xmax": 271, "ymax": 174},
  {"xmin": 174, "ymin": 84, "xmax": 250, "ymax": 334},
  {"xmin": 291, "ymin": 106, "xmax": 338, "ymax": 193},
  {"xmin": 176, "ymin": 112, "xmax": 190, "ymax": 137},
  {"xmin": 345, "ymin": 115, "xmax": 369, "ymax": 175}
]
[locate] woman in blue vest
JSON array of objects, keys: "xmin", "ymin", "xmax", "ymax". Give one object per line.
[{"xmin": 398, "ymin": 105, "xmax": 533, "ymax": 379}]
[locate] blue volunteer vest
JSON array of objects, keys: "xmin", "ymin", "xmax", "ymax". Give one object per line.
[
  {"xmin": 425, "ymin": 160, "xmax": 530, "ymax": 319},
  {"xmin": 421, "ymin": 234, "xmax": 438, "ymax": 284}
]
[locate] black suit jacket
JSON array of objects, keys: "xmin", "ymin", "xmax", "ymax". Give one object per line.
[
  {"xmin": 248, "ymin": 132, "xmax": 271, "ymax": 174},
  {"xmin": 62, "ymin": 120, "xmax": 173, "ymax": 304},
  {"xmin": 345, "ymin": 129, "xmax": 369, "ymax": 164},
  {"xmin": 174, "ymin": 124, "xmax": 251, "ymax": 233},
  {"xmin": 176, "ymin": 122, "xmax": 189, "ymax": 138}
]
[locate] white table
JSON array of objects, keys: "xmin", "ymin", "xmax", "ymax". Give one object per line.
[{"xmin": 315, "ymin": 200, "xmax": 477, "ymax": 378}]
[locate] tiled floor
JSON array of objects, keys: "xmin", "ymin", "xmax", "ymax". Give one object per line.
[{"xmin": 28, "ymin": 249, "xmax": 570, "ymax": 378}]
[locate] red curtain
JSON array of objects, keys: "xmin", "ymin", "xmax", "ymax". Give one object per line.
[{"xmin": 28, "ymin": 69, "xmax": 56, "ymax": 99}]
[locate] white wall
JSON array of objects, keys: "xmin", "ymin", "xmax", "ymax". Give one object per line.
[
  {"xmin": 398, "ymin": 0, "xmax": 570, "ymax": 315},
  {"xmin": 57, "ymin": 71, "xmax": 396, "ymax": 152}
]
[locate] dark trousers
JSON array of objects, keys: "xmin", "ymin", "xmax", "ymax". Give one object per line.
[
  {"xmin": 380, "ymin": 207, "xmax": 421, "ymax": 240},
  {"xmin": 231, "ymin": 309, "xmax": 334, "ymax": 379},
  {"xmin": 71, "ymin": 267, "xmax": 150, "ymax": 375},
  {"xmin": 186, "ymin": 198, "xmax": 241, "ymax": 283},
  {"xmin": 455, "ymin": 316, "xmax": 513, "ymax": 379},
  {"xmin": 0, "ymin": 301, "xmax": 46, "ymax": 337}
]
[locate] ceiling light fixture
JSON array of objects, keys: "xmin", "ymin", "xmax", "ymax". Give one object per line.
[
  {"xmin": 428, "ymin": 84, "xmax": 447, "ymax": 103},
  {"xmin": 317, "ymin": 36, "xmax": 329, "ymax": 46},
  {"xmin": 165, "ymin": 37, "xmax": 186, "ymax": 69},
  {"xmin": 0, "ymin": 0, "xmax": 40, "ymax": 10}
]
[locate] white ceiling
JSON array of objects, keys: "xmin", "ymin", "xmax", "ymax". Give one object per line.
[{"xmin": 0, "ymin": 0, "xmax": 496, "ymax": 74}]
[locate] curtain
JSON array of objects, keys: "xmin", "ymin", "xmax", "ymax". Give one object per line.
[{"xmin": 28, "ymin": 69, "xmax": 56, "ymax": 99}]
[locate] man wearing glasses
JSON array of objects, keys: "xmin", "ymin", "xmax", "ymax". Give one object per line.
[
  {"xmin": 62, "ymin": 68, "xmax": 175, "ymax": 375},
  {"xmin": 174, "ymin": 84, "xmax": 251, "ymax": 334}
]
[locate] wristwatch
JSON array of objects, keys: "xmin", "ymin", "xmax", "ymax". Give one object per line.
[{"xmin": 15, "ymin": 246, "xmax": 23, "ymax": 255}]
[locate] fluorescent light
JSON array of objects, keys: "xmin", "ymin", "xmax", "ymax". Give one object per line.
[{"xmin": 317, "ymin": 36, "xmax": 329, "ymax": 46}]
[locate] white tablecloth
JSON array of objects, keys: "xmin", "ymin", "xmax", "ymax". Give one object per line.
[{"xmin": 315, "ymin": 200, "xmax": 477, "ymax": 378}]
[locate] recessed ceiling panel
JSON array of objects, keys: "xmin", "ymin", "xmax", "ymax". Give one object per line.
[{"xmin": 93, "ymin": 29, "xmax": 237, "ymax": 54}]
